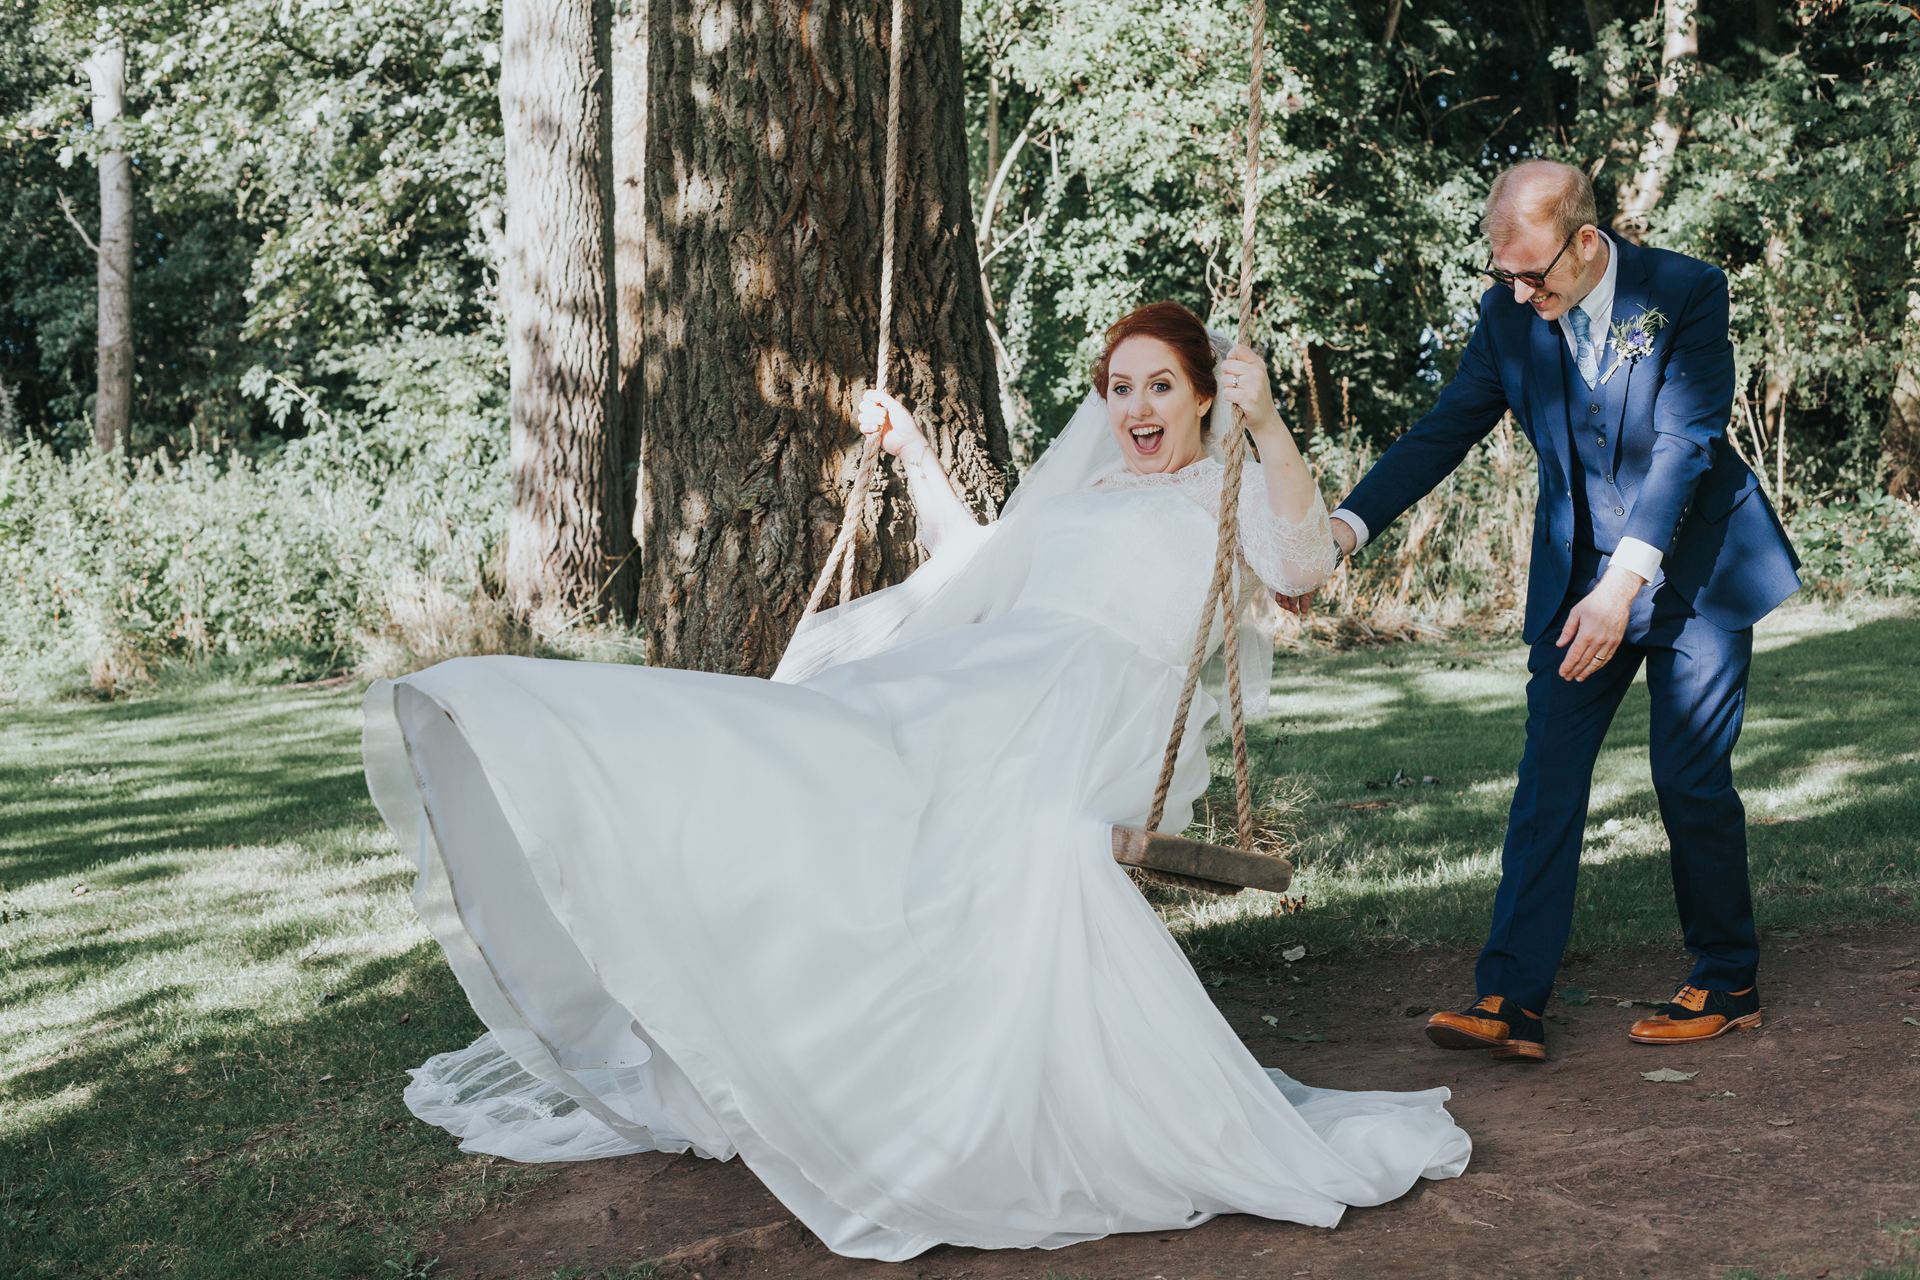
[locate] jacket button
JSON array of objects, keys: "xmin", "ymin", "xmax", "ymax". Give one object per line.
[
  {"xmin": 1589, "ymin": 403, "xmax": 1601, "ymax": 413},
  {"xmin": 1605, "ymin": 474, "xmax": 1613, "ymax": 484},
  {"xmin": 1596, "ymin": 436, "xmax": 1606, "ymax": 447},
  {"xmin": 1614, "ymin": 506, "xmax": 1626, "ymax": 516}
]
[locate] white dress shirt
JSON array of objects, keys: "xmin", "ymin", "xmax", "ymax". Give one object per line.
[{"xmin": 1332, "ymin": 233, "xmax": 1665, "ymax": 586}]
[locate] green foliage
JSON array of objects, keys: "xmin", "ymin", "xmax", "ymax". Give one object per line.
[
  {"xmin": 0, "ymin": 333, "xmax": 510, "ymax": 696},
  {"xmin": 970, "ymin": 0, "xmax": 1585, "ymax": 444},
  {"xmin": 0, "ymin": 0, "xmax": 502, "ymax": 456},
  {"xmin": 1789, "ymin": 494, "xmax": 1920, "ymax": 598}
]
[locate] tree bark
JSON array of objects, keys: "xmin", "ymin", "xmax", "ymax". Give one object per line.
[
  {"xmin": 1885, "ymin": 291, "xmax": 1919, "ymax": 498},
  {"xmin": 1612, "ymin": 0, "xmax": 1698, "ymax": 245},
  {"xmin": 85, "ymin": 41, "xmax": 132, "ymax": 458},
  {"xmin": 642, "ymin": 0, "xmax": 1012, "ymax": 677},
  {"xmin": 1754, "ymin": 0, "xmax": 1779, "ymax": 53},
  {"xmin": 500, "ymin": 0, "xmax": 638, "ymax": 621},
  {"xmin": 613, "ymin": 0, "xmax": 647, "ymax": 546}
]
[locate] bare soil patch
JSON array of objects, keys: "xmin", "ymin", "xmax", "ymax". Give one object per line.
[{"xmin": 417, "ymin": 926, "xmax": 1920, "ymax": 1279}]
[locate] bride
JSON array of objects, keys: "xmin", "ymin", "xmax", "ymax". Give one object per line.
[{"xmin": 364, "ymin": 301, "xmax": 1470, "ymax": 1261}]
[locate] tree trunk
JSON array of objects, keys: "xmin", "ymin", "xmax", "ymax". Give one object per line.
[
  {"xmin": 612, "ymin": 0, "xmax": 647, "ymax": 547},
  {"xmin": 1887, "ymin": 290, "xmax": 1920, "ymax": 498},
  {"xmin": 642, "ymin": 0, "xmax": 1012, "ymax": 677},
  {"xmin": 1612, "ymin": 0, "xmax": 1697, "ymax": 245},
  {"xmin": 500, "ymin": 0, "xmax": 637, "ymax": 622},
  {"xmin": 1754, "ymin": 0, "xmax": 1779, "ymax": 53},
  {"xmin": 85, "ymin": 41, "xmax": 132, "ymax": 458}
]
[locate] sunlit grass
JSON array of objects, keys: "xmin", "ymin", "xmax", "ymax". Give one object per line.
[
  {"xmin": 0, "ymin": 677, "xmax": 534, "ymax": 1279},
  {"xmin": 1173, "ymin": 602, "xmax": 1920, "ymax": 969}
]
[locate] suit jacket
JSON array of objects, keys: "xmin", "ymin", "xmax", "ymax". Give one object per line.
[{"xmin": 1339, "ymin": 233, "xmax": 1801, "ymax": 644}]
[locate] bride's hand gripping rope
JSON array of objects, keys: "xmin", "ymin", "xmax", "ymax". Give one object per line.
[{"xmin": 857, "ymin": 389, "xmax": 933, "ymax": 464}]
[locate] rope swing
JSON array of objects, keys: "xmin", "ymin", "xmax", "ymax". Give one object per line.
[
  {"xmin": 798, "ymin": 0, "xmax": 909, "ymax": 625},
  {"xmin": 799, "ymin": 0, "xmax": 1291, "ymax": 897}
]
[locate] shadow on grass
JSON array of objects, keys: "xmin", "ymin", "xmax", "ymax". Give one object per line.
[
  {"xmin": 0, "ymin": 685, "xmax": 376, "ymax": 890},
  {"xmin": 0, "ymin": 942, "xmax": 503, "ymax": 1280}
]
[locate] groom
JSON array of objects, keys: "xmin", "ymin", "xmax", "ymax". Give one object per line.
[{"xmin": 1327, "ymin": 161, "xmax": 1801, "ymax": 1062}]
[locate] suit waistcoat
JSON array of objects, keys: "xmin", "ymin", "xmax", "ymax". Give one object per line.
[{"xmin": 1560, "ymin": 340, "xmax": 1634, "ymax": 560}]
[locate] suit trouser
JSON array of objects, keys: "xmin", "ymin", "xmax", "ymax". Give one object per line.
[{"xmin": 1474, "ymin": 578, "xmax": 1759, "ymax": 1016}]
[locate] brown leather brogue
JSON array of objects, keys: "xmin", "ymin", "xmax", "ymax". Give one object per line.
[
  {"xmin": 1425, "ymin": 995, "xmax": 1546, "ymax": 1061},
  {"xmin": 1628, "ymin": 984, "xmax": 1762, "ymax": 1044}
]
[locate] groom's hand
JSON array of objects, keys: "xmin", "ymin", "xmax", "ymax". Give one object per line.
[{"xmin": 1556, "ymin": 565, "xmax": 1647, "ymax": 682}]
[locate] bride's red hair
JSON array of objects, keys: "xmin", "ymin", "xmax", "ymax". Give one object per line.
[{"xmin": 1091, "ymin": 301, "xmax": 1218, "ymax": 403}]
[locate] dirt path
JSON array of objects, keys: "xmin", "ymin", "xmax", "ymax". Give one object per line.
[{"xmin": 417, "ymin": 927, "xmax": 1920, "ymax": 1279}]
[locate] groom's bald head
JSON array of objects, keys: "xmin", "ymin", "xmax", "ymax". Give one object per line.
[{"xmin": 1482, "ymin": 161, "xmax": 1598, "ymax": 247}]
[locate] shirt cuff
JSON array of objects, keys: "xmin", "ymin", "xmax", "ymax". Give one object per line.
[
  {"xmin": 1329, "ymin": 509, "xmax": 1370, "ymax": 551},
  {"xmin": 1610, "ymin": 537, "xmax": 1664, "ymax": 583}
]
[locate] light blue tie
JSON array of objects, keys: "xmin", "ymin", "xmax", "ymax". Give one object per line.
[{"xmin": 1567, "ymin": 306, "xmax": 1599, "ymax": 389}]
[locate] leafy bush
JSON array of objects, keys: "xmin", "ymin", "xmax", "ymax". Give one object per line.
[
  {"xmin": 0, "ymin": 334, "xmax": 512, "ymax": 697},
  {"xmin": 1789, "ymin": 495, "xmax": 1920, "ymax": 599}
]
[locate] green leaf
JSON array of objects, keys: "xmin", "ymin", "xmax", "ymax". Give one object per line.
[
  {"xmin": 1557, "ymin": 986, "xmax": 1590, "ymax": 1006},
  {"xmin": 1640, "ymin": 1068, "xmax": 1699, "ymax": 1083},
  {"xmin": 1286, "ymin": 1032, "xmax": 1328, "ymax": 1042}
]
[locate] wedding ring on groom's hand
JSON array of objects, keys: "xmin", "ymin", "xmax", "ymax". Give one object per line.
[{"xmin": 1228, "ymin": 375, "xmax": 1241, "ymax": 388}]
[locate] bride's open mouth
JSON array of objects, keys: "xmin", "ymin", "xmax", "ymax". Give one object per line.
[{"xmin": 1129, "ymin": 424, "xmax": 1165, "ymax": 455}]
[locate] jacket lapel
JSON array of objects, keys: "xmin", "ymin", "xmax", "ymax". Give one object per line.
[
  {"xmin": 1527, "ymin": 312, "xmax": 1570, "ymax": 491},
  {"xmin": 1599, "ymin": 235, "xmax": 1650, "ymax": 432}
]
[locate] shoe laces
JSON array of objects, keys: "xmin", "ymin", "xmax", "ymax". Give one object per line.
[
  {"xmin": 1472, "ymin": 995, "xmax": 1505, "ymax": 1015},
  {"xmin": 1670, "ymin": 985, "xmax": 1709, "ymax": 1012}
]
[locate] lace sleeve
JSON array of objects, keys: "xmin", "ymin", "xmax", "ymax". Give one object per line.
[{"xmin": 1234, "ymin": 462, "xmax": 1337, "ymax": 597}]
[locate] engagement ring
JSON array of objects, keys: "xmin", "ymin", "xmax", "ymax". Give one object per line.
[{"xmin": 1228, "ymin": 375, "xmax": 1241, "ymax": 388}]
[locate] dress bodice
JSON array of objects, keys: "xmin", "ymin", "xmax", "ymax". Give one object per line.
[
  {"xmin": 1013, "ymin": 459, "xmax": 1337, "ymax": 667},
  {"xmin": 1016, "ymin": 487, "xmax": 1218, "ymax": 666}
]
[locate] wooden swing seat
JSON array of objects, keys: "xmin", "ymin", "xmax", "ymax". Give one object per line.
[{"xmin": 1110, "ymin": 826, "xmax": 1293, "ymax": 897}]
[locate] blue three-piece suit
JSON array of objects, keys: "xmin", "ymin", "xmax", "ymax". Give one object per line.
[{"xmin": 1340, "ymin": 232, "xmax": 1802, "ymax": 1015}]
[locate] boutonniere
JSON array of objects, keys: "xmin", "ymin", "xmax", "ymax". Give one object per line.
[{"xmin": 1598, "ymin": 306, "xmax": 1668, "ymax": 385}]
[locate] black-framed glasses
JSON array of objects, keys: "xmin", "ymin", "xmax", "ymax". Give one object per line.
[{"xmin": 1472, "ymin": 226, "xmax": 1584, "ymax": 290}]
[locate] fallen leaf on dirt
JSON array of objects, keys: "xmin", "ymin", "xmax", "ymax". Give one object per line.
[
  {"xmin": 1281, "ymin": 945, "xmax": 1307, "ymax": 962},
  {"xmin": 1773, "ymin": 931, "xmax": 1802, "ymax": 938},
  {"xmin": 1640, "ymin": 1068, "xmax": 1699, "ymax": 1083},
  {"xmin": 1286, "ymin": 1033, "xmax": 1328, "ymax": 1043},
  {"xmin": 1904, "ymin": 1018, "xmax": 1919, "ymax": 1026},
  {"xmin": 1768, "ymin": 1118, "xmax": 1795, "ymax": 1127},
  {"xmin": 1558, "ymin": 986, "xmax": 1591, "ymax": 1006},
  {"xmin": 1261, "ymin": 1015, "xmax": 1279, "ymax": 1026},
  {"xmin": 1403, "ymin": 1005, "xmax": 1429, "ymax": 1018}
]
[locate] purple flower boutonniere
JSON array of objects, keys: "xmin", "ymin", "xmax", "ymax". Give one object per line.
[{"xmin": 1598, "ymin": 306, "xmax": 1668, "ymax": 386}]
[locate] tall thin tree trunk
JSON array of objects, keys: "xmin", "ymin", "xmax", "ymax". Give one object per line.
[
  {"xmin": 1612, "ymin": 0, "xmax": 1697, "ymax": 244},
  {"xmin": 85, "ymin": 41, "xmax": 132, "ymax": 458},
  {"xmin": 1760, "ymin": 230, "xmax": 1791, "ymax": 503},
  {"xmin": 984, "ymin": 75, "xmax": 999, "ymax": 193},
  {"xmin": 1889, "ymin": 287, "xmax": 1920, "ymax": 497},
  {"xmin": 500, "ymin": 0, "xmax": 637, "ymax": 621},
  {"xmin": 613, "ymin": 0, "xmax": 647, "ymax": 548},
  {"xmin": 643, "ymin": 0, "xmax": 1011, "ymax": 676}
]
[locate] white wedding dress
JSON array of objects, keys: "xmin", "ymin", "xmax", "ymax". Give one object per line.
[{"xmin": 363, "ymin": 389, "xmax": 1470, "ymax": 1262}]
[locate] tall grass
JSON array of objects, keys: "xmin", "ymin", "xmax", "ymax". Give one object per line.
[{"xmin": 0, "ymin": 334, "xmax": 644, "ymax": 699}]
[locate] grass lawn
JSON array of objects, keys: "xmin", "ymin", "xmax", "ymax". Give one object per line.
[
  {"xmin": 2, "ymin": 601, "xmax": 1916, "ymax": 1278},
  {"xmin": 1175, "ymin": 601, "xmax": 1920, "ymax": 969}
]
